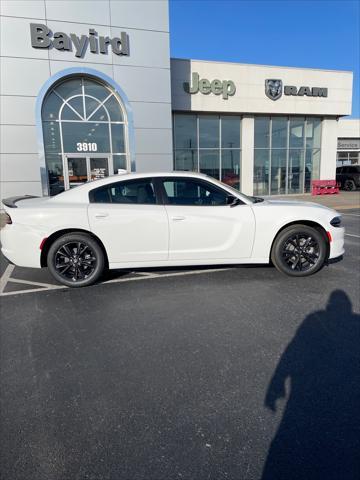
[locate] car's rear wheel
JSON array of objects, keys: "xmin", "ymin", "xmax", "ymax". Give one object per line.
[
  {"xmin": 47, "ymin": 233, "xmax": 105, "ymax": 287},
  {"xmin": 344, "ymin": 179, "xmax": 356, "ymax": 191},
  {"xmin": 271, "ymin": 225, "xmax": 327, "ymax": 277}
]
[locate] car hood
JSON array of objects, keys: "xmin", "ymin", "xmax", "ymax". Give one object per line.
[{"xmin": 261, "ymin": 199, "xmax": 334, "ymax": 211}]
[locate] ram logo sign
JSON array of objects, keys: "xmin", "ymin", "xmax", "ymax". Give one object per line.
[{"xmin": 265, "ymin": 79, "xmax": 328, "ymax": 101}]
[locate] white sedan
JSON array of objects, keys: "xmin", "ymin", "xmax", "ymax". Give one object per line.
[{"xmin": 1, "ymin": 172, "xmax": 344, "ymax": 287}]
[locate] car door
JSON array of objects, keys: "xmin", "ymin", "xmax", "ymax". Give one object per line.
[
  {"xmin": 160, "ymin": 177, "xmax": 256, "ymax": 261},
  {"xmin": 87, "ymin": 178, "xmax": 168, "ymax": 264}
]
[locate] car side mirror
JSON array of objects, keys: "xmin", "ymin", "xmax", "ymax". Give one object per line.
[{"xmin": 226, "ymin": 195, "xmax": 241, "ymax": 207}]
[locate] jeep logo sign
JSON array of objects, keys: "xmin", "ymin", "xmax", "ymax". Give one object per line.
[
  {"xmin": 265, "ymin": 78, "xmax": 328, "ymax": 101},
  {"xmin": 30, "ymin": 23, "xmax": 129, "ymax": 58},
  {"xmin": 184, "ymin": 72, "xmax": 236, "ymax": 100}
]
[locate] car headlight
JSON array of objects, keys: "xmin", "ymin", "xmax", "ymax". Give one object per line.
[{"xmin": 330, "ymin": 216, "xmax": 341, "ymax": 227}]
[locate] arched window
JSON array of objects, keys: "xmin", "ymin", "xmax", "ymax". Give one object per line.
[{"xmin": 42, "ymin": 76, "xmax": 128, "ymax": 195}]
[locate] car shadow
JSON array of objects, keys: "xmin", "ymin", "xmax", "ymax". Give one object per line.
[{"xmin": 262, "ymin": 289, "xmax": 360, "ymax": 480}]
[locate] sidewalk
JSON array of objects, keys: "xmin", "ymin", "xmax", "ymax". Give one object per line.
[{"xmin": 265, "ymin": 191, "xmax": 360, "ymax": 211}]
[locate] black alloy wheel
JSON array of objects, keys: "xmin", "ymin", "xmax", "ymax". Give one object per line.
[
  {"xmin": 47, "ymin": 233, "xmax": 105, "ymax": 287},
  {"xmin": 271, "ymin": 225, "xmax": 327, "ymax": 277}
]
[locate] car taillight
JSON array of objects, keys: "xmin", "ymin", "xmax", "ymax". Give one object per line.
[{"xmin": 4, "ymin": 213, "xmax": 12, "ymax": 225}]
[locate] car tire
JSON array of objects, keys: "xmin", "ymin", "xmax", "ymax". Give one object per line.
[
  {"xmin": 47, "ymin": 233, "xmax": 105, "ymax": 287},
  {"xmin": 271, "ymin": 224, "xmax": 327, "ymax": 277},
  {"xmin": 344, "ymin": 179, "xmax": 356, "ymax": 191}
]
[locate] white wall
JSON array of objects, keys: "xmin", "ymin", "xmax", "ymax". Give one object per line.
[{"xmin": 337, "ymin": 118, "xmax": 360, "ymax": 138}]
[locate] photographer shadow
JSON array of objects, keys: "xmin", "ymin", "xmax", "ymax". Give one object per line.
[{"xmin": 262, "ymin": 290, "xmax": 360, "ymax": 480}]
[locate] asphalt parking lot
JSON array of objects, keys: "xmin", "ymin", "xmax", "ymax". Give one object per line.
[{"xmin": 0, "ymin": 210, "xmax": 359, "ymax": 480}]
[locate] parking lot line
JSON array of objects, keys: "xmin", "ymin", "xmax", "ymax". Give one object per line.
[
  {"xmin": 345, "ymin": 233, "xmax": 360, "ymax": 238},
  {"xmin": 0, "ymin": 267, "xmax": 231, "ymax": 297},
  {"xmin": 342, "ymin": 214, "xmax": 360, "ymax": 217},
  {"xmin": 0, "ymin": 264, "xmax": 15, "ymax": 294}
]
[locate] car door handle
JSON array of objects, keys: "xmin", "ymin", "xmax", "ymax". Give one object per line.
[
  {"xmin": 172, "ymin": 216, "xmax": 186, "ymax": 221},
  {"xmin": 94, "ymin": 212, "xmax": 109, "ymax": 218}
]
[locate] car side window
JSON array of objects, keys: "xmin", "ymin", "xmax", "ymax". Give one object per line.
[
  {"xmin": 161, "ymin": 178, "xmax": 228, "ymax": 206},
  {"xmin": 90, "ymin": 179, "xmax": 156, "ymax": 204}
]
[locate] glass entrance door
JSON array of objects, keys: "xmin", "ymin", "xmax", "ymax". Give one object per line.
[
  {"xmin": 66, "ymin": 157, "xmax": 88, "ymax": 189},
  {"xmin": 64, "ymin": 156, "xmax": 111, "ymax": 190},
  {"xmin": 89, "ymin": 157, "xmax": 109, "ymax": 181}
]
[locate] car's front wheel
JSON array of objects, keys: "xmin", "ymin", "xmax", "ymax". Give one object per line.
[
  {"xmin": 47, "ymin": 233, "xmax": 105, "ymax": 287},
  {"xmin": 271, "ymin": 225, "xmax": 327, "ymax": 277}
]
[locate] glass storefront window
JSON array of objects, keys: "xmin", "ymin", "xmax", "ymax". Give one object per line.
[
  {"xmin": 288, "ymin": 149, "xmax": 305, "ymax": 194},
  {"xmin": 199, "ymin": 116, "xmax": 219, "ymax": 148},
  {"xmin": 221, "ymin": 116, "xmax": 240, "ymax": 148},
  {"xmin": 61, "ymin": 123, "xmax": 111, "ymax": 153},
  {"xmin": 305, "ymin": 118, "xmax": 321, "ymax": 149},
  {"xmin": 254, "ymin": 116, "xmax": 322, "ymax": 195},
  {"xmin": 173, "ymin": 114, "xmax": 241, "ymax": 188},
  {"xmin": 174, "ymin": 115, "xmax": 197, "ymax": 149},
  {"xmin": 290, "ymin": 117, "xmax": 305, "ymax": 148},
  {"xmin": 221, "ymin": 150, "xmax": 240, "ymax": 189},
  {"xmin": 271, "ymin": 149, "xmax": 287, "ymax": 195},
  {"xmin": 254, "ymin": 149, "xmax": 270, "ymax": 196},
  {"xmin": 174, "ymin": 149, "xmax": 198, "ymax": 171},
  {"xmin": 199, "ymin": 150, "xmax": 220, "ymax": 179},
  {"xmin": 254, "ymin": 117, "xmax": 270, "ymax": 148},
  {"xmin": 272, "ymin": 117, "xmax": 288, "ymax": 149},
  {"xmin": 42, "ymin": 76, "xmax": 128, "ymax": 195}
]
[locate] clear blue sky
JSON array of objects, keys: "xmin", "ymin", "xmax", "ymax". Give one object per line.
[{"xmin": 169, "ymin": 0, "xmax": 360, "ymax": 118}]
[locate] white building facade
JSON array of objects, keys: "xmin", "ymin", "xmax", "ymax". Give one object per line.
[{"xmin": 0, "ymin": 0, "xmax": 356, "ymax": 199}]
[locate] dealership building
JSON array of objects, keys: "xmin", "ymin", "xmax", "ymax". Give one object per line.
[{"xmin": 1, "ymin": 0, "xmax": 359, "ymax": 200}]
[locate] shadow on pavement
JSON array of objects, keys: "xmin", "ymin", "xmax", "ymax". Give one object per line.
[{"xmin": 262, "ymin": 289, "xmax": 360, "ymax": 480}]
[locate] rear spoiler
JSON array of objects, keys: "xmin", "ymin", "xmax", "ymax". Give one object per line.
[{"xmin": 2, "ymin": 195, "xmax": 39, "ymax": 208}]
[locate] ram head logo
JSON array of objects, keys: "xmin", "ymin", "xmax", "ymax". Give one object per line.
[{"xmin": 265, "ymin": 79, "xmax": 283, "ymax": 101}]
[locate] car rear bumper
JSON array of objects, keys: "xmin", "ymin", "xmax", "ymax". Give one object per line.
[{"xmin": 1, "ymin": 224, "xmax": 42, "ymax": 268}]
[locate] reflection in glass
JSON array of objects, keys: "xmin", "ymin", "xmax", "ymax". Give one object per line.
[
  {"xmin": 83, "ymin": 78, "xmax": 111, "ymax": 103},
  {"xmin": 62, "ymin": 123, "xmax": 110, "ymax": 153},
  {"xmin": 271, "ymin": 149, "xmax": 287, "ymax": 195},
  {"xmin": 85, "ymin": 96, "xmax": 100, "ymax": 119},
  {"xmin": 221, "ymin": 150, "xmax": 240, "ymax": 189},
  {"xmin": 254, "ymin": 149, "xmax": 270, "ymax": 195},
  {"xmin": 290, "ymin": 117, "xmax": 305, "ymax": 148},
  {"xmin": 111, "ymin": 124, "xmax": 125, "ymax": 152},
  {"xmin": 67, "ymin": 157, "xmax": 87, "ymax": 188},
  {"xmin": 199, "ymin": 150, "xmax": 220, "ymax": 179},
  {"xmin": 113, "ymin": 155, "xmax": 127, "ymax": 173},
  {"xmin": 199, "ymin": 116, "xmax": 219, "ymax": 148},
  {"xmin": 221, "ymin": 116, "xmax": 240, "ymax": 148},
  {"xmin": 288, "ymin": 149, "xmax": 304, "ymax": 194},
  {"xmin": 46, "ymin": 153, "xmax": 64, "ymax": 196},
  {"xmin": 175, "ymin": 149, "xmax": 198, "ymax": 171},
  {"xmin": 55, "ymin": 78, "xmax": 82, "ymax": 100},
  {"xmin": 43, "ymin": 121, "xmax": 61, "ymax": 156},
  {"xmin": 42, "ymin": 92, "xmax": 63, "ymax": 120},
  {"xmin": 174, "ymin": 115, "xmax": 197, "ymax": 149},
  {"xmin": 254, "ymin": 117, "xmax": 270, "ymax": 148},
  {"xmin": 67, "ymin": 97, "xmax": 85, "ymax": 119},
  {"xmin": 272, "ymin": 117, "xmax": 288, "ymax": 148},
  {"xmin": 305, "ymin": 118, "xmax": 321, "ymax": 149},
  {"xmin": 104, "ymin": 96, "xmax": 123, "ymax": 122}
]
